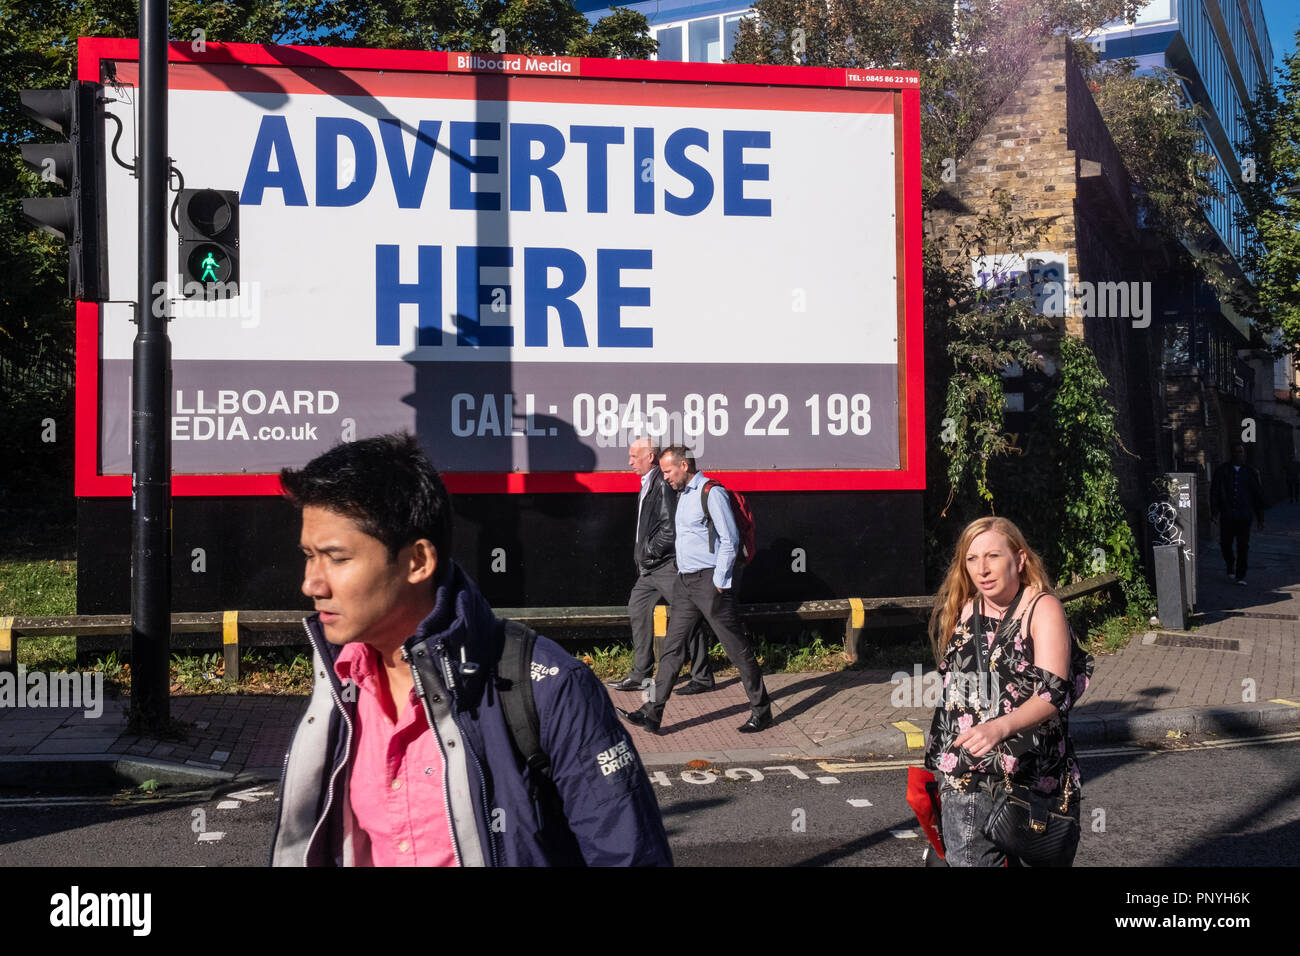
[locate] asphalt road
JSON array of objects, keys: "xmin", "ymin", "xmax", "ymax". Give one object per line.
[
  {"xmin": 658, "ymin": 729, "xmax": 1300, "ymax": 866},
  {"xmin": 1, "ymin": 730, "xmax": 1297, "ymax": 867}
]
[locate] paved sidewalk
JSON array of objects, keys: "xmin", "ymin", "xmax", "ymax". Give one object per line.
[{"xmin": 3, "ymin": 503, "xmax": 1298, "ymax": 785}]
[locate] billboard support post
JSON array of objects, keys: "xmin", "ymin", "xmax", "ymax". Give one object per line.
[{"xmin": 130, "ymin": 0, "xmax": 172, "ymax": 727}]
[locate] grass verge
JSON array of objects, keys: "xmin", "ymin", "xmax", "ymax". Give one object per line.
[{"xmin": 2, "ymin": 558, "xmax": 78, "ymax": 670}]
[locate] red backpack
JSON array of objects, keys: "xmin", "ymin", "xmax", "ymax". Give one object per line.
[{"xmin": 700, "ymin": 479, "xmax": 756, "ymax": 565}]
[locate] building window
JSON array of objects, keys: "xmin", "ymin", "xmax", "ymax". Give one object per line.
[
  {"xmin": 656, "ymin": 25, "xmax": 683, "ymax": 62},
  {"xmin": 689, "ymin": 17, "xmax": 721, "ymax": 63},
  {"xmin": 653, "ymin": 13, "xmax": 753, "ymax": 64}
]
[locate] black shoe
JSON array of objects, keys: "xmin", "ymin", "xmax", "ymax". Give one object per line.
[
  {"xmin": 737, "ymin": 713, "xmax": 773, "ymax": 734},
  {"xmin": 607, "ymin": 676, "xmax": 649, "ymax": 692},
  {"xmin": 675, "ymin": 682, "xmax": 713, "ymax": 696},
  {"xmin": 617, "ymin": 707, "xmax": 661, "ymax": 735}
]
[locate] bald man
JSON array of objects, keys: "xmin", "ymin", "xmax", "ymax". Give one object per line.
[{"xmin": 607, "ymin": 438, "xmax": 714, "ymax": 694}]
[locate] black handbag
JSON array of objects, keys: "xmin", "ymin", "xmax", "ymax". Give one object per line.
[
  {"xmin": 970, "ymin": 588, "xmax": 1080, "ymax": 867},
  {"xmin": 982, "ymin": 764, "xmax": 1080, "ymax": 867}
]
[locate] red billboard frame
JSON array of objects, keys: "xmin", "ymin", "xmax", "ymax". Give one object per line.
[{"xmin": 75, "ymin": 37, "xmax": 923, "ymax": 497}]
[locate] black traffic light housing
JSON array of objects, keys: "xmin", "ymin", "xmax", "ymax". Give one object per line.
[
  {"xmin": 177, "ymin": 188, "xmax": 239, "ymax": 297},
  {"xmin": 19, "ymin": 81, "xmax": 109, "ymax": 301}
]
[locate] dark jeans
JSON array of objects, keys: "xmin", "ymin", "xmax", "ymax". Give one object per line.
[
  {"xmin": 1219, "ymin": 515, "xmax": 1253, "ymax": 579},
  {"xmin": 626, "ymin": 562, "xmax": 712, "ymax": 686},
  {"xmin": 646, "ymin": 569, "xmax": 770, "ymax": 722}
]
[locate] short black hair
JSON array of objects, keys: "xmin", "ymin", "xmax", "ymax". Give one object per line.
[
  {"xmin": 660, "ymin": 445, "xmax": 696, "ymax": 473},
  {"xmin": 280, "ymin": 432, "xmax": 452, "ymax": 564}
]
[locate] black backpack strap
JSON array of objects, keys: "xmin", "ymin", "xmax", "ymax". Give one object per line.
[{"xmin": 499, "ymin": 620, "xmax": 551, "ymax": 781}]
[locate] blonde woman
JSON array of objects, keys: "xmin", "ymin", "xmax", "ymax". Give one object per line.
[{"xmin": 924, "ymin": 516, "xmax": 1092, "ymax": 866}]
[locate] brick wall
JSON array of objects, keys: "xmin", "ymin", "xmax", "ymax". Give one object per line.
[{"xmin": 926, "ymin": 40, "xmax": 1077, "ymax": 262}]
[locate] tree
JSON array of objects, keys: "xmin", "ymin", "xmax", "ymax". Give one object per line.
[
  {"xmin": 282, "ymin": 0, "xmax": 653, "ymax": 56},
  {"xmin": 568, "ymin": 7, "xmax": 657, "ymax": 60},
  {"xmin": 1235, "ymin": 28, "xmax": 1300, "ymax": 357}
]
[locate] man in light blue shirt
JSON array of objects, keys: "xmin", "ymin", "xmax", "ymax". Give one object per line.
[{"xmin": 618, "ymin": 446, "xmax": 773, "ymax": 735}]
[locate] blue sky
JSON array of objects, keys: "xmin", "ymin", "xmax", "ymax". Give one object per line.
[{"xmin": 1262, "ymin": 0, "xmax": 1298, "ymax": 69}]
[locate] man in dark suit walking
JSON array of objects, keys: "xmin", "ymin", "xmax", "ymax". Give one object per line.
[
  {"xmin": 1210, "ymin": 441, "xmax": 1266, "ymax": 586},
  {"xmin": 608, "ymin": 437, "xmax": 713, "ymax": 694}
]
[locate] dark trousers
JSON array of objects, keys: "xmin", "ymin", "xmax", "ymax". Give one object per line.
[
  {"xmin": 626, "ymin": 563, "xmax": 712, "ymax": 686},
  {"xmin": 646, "ymin": 569, "xmax": 770, "ymax": 722},
  {"xmin": 1220, "ymin": 516, "xmax": 1252, "ymax": 579}
]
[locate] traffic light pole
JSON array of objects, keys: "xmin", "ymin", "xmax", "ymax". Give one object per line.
[{"xmin": 131, "ymin": 0, "xmax": 172, "ymax": 728}]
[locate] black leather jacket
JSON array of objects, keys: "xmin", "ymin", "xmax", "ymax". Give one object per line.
[{"xmin": 635, "ymin": 467, "xmax": 677, "ymax": 573}]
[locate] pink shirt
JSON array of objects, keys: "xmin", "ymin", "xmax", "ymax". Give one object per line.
[{"xmin": 335, "ymin": 642, "xmax": 459, "ymax": 867}]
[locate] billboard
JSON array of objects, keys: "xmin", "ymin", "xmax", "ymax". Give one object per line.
[{"xmin": 76, "ymin": 39, "xmax": 922, "ymax": 495}]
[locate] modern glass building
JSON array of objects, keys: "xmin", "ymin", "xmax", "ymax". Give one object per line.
[
  {"xmin": 1093, "ymin": 1, "xmax": 1281, "ymax": 412},
  {"xmin": 1094, "ymin": 0, "xmax": 1270, "ymax": 278}
]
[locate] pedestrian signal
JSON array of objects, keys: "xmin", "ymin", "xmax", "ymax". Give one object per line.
[{"xmin": 177, "ymin": 188, "xmax": 239, "ymax": 297}]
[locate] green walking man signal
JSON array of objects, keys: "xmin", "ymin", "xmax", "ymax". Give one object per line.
[{"xmin": 199, "ymin": 251, "xmax": 219, "ymax": 283}]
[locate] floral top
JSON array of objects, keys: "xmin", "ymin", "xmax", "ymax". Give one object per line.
[{"xmin": 924, "ymin": 595, "xmax": 1093, "ymax": 803}]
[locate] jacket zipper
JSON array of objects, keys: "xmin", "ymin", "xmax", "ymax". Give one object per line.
[
  {"xmin": 437, "ymin": 644, "xmax": 499, "ymax": 867},
  {"xmin": 301, "ymin": 617, "xmax": 355, "ymax": 865}
]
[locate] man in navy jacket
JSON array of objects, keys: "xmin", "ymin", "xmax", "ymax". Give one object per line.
[{"xmin": 270, "ymin": 432, "xmax": 671, "ymax": 866}]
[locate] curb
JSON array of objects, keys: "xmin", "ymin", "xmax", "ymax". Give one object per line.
[
  {"xmin": 1072, "ymin": 700, "xmax": 1300, "ymax": 744},
  {"xmin": 0, "ymin": 755, "xmax": 285, "ymax": 791}
]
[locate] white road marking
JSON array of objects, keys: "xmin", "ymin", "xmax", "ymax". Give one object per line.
[
  {"xmin": 763, "ymin": 765, "xmax": 811, "ymax": 779},
  {"xmin": 890, "ymin": 829, "xmax": 919, "ymax": 838},
  {"xmin": 216, "ymin": 800, "xmax": 241, "ymax": 810},
  {"xmin": 846, "ymin": 798, "xmax": 873, "ymax": 807},
  {"xmin": 196, "ymin": 831, "xmax": 225, "ymax": 842},
  {"xmin": 229, "ymin": 786, "xmax": 275, "ymax": 803},
  {"xmin": 815, "ymin": 776, "xmax": 839, "ymax": 784},
  {"xmin": 817, "ymin": 759, "xmax": 916, "ymax": 774}
]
